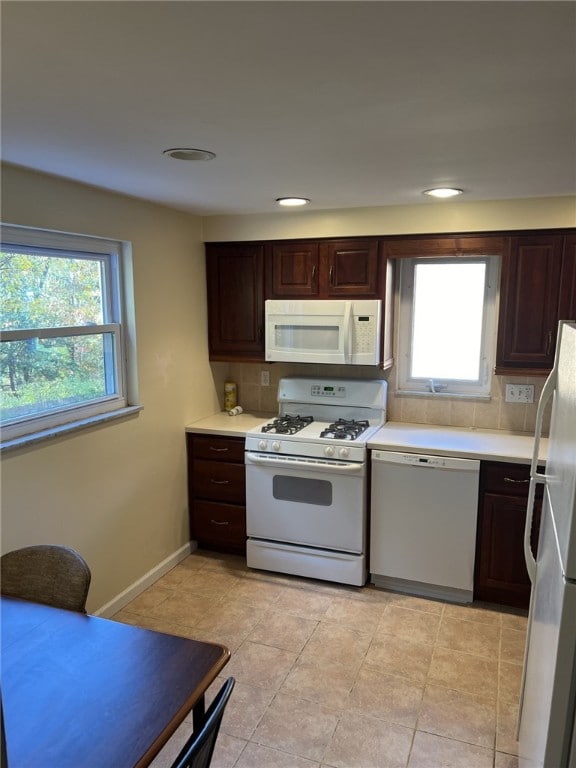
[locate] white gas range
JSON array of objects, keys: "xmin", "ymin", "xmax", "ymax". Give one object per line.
[{"xmin": 245, "ymin": 377, "xmax": 387, "ymax": 586}]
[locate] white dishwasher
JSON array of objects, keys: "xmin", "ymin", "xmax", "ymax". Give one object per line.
[{"xmin": 370, "ymin": 450, "xmax": 480, "ymax": 603}]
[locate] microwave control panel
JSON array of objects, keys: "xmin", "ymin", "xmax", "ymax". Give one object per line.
[{"xmin": 353, "ymin": 315, "xmax": 377, "ymax": 353}]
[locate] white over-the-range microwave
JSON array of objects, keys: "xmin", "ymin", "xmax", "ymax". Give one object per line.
[{"xmin": 265, "ymin": 298, "xmax": 382, "ymax": 366}]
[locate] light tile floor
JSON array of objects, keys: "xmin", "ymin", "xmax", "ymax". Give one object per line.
[{"xmin": 113, "ymin": 550, "xmax": 527, "ymax": 768}]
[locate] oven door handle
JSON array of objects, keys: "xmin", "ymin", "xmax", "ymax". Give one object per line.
[{"xmin": 245, "ymin": 452, "xmax": 364, "ymax": 474}]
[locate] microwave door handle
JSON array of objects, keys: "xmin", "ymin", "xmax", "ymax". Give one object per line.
[{"xmin": 343, "ymin": 301, "xmax": 352, "ymax": 363}]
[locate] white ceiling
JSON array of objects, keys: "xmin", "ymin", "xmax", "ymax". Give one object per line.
[{"xmin": 2, "ymin": 1, "xmax": 575, "ymax": 216}]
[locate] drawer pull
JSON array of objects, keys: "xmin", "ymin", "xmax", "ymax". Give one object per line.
[
  {"xmin": 504, "ymin": 477, "xmax": 529, "ymax": 484},
  {"xmin": 210, "ymin": 519, "xmax": 230, "ymax": 526},
  {"xmin": 209, "ymin": 447, "xmax": 229, "ymax": 452},
  {"xmin": 210, "ymin": 479, "xmax": 230, "ymax": 485}
]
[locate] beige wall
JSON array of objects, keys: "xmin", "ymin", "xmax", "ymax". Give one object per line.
[
  {"xmin": 202, "ymin": 195, "xmax": 576, "ymax": 241},
  {"xmin": 0, "ymin": 165, "xmax": 224, "ymax": 612}
]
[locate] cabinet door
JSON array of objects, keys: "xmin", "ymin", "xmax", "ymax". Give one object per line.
[
  {"xmin": 268, "ymin": 242, "xmax": 319, "ymax": 297},
  {"xmin": 559, "ymin": 233, "xmax": 576, "ymax": 322},
  {"xmin": 475, "ymin": 492, "xmax": 541, "ymax": 609},
  {"xmin": 206, "ymin": 243, "xmax": 264, "ymax": 360},
  {"xmin": 496, "ymin": 234, "xmax": 564, "ymax": 372},
  {"xmin": 321, "ymin": 239, "xmax": 380, "ymax": 297}
]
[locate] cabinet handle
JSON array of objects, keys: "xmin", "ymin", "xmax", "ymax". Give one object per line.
[
  {"xmin": 329, "ymin": 264, "xmax": 334, "ymax": 286},
  {"xmin": 210, "ymin": 519, "xmax": 230, "ymax": 526},
  {"xmin": 209, "ymin": 447, "xmax": 229, "ymax": 452},
  {"xmin": 546, "ymin": 330, "xmax": 553, "ymax": 356},
  {"xmin": 210, "ymin": 479, "xmax": 230, "ymax": 485},
  {"xmin": 504, "ymin": 477, "xmax": 529, "ymax": 484},
  {"xmin": 311, "ymin": 264, "xmax": 316, "ymax": 285}
]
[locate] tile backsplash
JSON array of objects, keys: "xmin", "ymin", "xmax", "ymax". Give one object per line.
[{"xmin": 221, "ymin": 361, "xmax": 551, "ymax": 436}]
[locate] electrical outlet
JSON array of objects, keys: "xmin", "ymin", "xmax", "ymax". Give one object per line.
[
  {"xmin": 505, "ymin": 384, "xmax": 535, "ymax": 403},
  {"xmin": 260, "ymin": 370, "xmax": 270, "ymax": 386}
]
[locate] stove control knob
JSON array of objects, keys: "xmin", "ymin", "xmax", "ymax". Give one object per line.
[
  {"xmin": 324, "ymin": 446, "xmax": 335, "ymax": 457},
  {"xmin": 339, "ymin": 447, "xmax": 349, "ymax": 459},
  {"xmin": 258, "ymin": 440, "xmax": 268, "ymax": 451},
  {"xmin": 272, "ymin": 441, "xmax": 281, "ymax": 452}
]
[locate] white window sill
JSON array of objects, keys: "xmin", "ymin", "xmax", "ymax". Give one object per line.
[
  {"xmin": 395, "ymin": 390, "xmax": 491, "ymax": 401},
  {"xmin": 0, "ymin": 405, "xmax": 143, "ymax": 453}
]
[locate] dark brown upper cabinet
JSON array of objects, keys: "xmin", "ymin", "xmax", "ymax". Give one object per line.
[
  {"xmin": 204, "ymin": 229, "xmax": 574, "ymax": 367},
  {"xmin": 383, "ymin": 235, "xmax": 505, "ymax": 259},
  {"xmin": 206, "ymin": 242, "xmax": 265, "ymax": 361},
  {"xmin": 320, "ymin": 239, "xmax": 381, "ymax": 297},
  {"xmin": 559, "ymin": 233, "xmax": 576, "ymax": 322},
  {"xmin": 495, "ymin": 233, "xmax": 575, "ymax": 375},
  {"xmin": 267, "ymin": 238, "xmax": 382, "ymax": 299},
  {"xmin": 268, "ymin": 241, "xmax": 319, "ymax": 297}
]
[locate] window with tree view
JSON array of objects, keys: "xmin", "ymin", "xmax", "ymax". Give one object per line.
[{"xmin": 1, "ymin": 225, "xmax": 130, "ymax": 441}]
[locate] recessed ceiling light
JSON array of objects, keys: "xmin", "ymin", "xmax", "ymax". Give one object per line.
[
  {"xmin": 163, "ymin": 148, "xmax": 216, "ymax": 161},
  {"xmin": 423, "ymin": 187, "xmax": 464, "ymax": 198},
  {"xmin": 275, "ymin": 197, "xmax": 310, "ymax": 207}
]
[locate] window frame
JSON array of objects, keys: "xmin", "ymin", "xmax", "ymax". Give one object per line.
[
  {"xmin": 397, "ymin": 254, "xmax": 500, "ymax": 399},
  {"xmin": 1, "ymin": 223, "xmax": 137, "ymax": 443}
]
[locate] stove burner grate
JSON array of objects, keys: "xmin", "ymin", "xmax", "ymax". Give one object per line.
[
  {"xmin": 262, "ymin": 414, "xmax": 314, "ymax": 435},
  {"xmin": 320, "ymin": 419, "xmax": 370, "ymax": 441}
]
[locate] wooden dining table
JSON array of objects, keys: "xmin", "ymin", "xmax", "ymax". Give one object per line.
[{"xmin": 0, "ymin": 595, "xmax": 230, "ymax": 767}]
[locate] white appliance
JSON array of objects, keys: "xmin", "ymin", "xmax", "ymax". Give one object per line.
[
  {"xmin": 519, "ymin": 321, "xmax": 576, "ymax": 768},
  {"xmin": 245, "ymin": 377, "xmax": 387, "ymax": 586},
  {"xmin": 265, "ymin": 298, "xmax": 382, "ymax": 366},
  {"xmin": 370, "ymin": 450, "xmax": 480, "ymax": 603}
]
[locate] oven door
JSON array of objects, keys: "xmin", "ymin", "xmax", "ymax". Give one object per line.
[{"xmin": 245, "ymin": 452, "xmax": 366, "ymax": 553}]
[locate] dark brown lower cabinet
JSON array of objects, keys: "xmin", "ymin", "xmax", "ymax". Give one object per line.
[
  {"xmin": 187, "ymin": 434, "xmax": 246, "ymax": 555},
  {"xmin": 474, "ymin": 461, "xmax": 542, "ymax": 609}
]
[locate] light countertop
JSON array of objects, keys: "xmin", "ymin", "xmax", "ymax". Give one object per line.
[
  {"xmin": 185, "ymin": 411, "xmax": 273, "ymax": 438},
  {"xmin": 185, "ymin": 413, "xmax": 547, "ymax": 464},
  {"xmin": 368, "ymin": 422, "xmax": 547, "ymax": 465}
]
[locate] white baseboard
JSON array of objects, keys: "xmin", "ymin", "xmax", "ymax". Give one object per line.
[{"xmin": 95, "ymin": 541, "xmax": 196, "ymax": 618}]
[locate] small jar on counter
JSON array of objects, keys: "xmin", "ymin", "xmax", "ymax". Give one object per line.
[{"xmin": 224, "ymin": 380, "xmax": 237, "ymax": 411}]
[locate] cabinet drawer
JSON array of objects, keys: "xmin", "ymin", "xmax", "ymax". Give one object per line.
[
  {"xmin": 194, "ymin": 501, "xmax": 246, "ymax": 546},
  {"xmin": 193, "ymin": 459, "xmax": 245, "ymax": 503},
  {"xmin": 193, "ymin": 436, "xmax": 245, "ymax": 463},
  {"xmin": 482, "ymin": 462, "xmax": 532, "ymax": 496}
]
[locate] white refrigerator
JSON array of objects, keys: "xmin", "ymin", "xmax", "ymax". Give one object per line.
[{"xmin": 519, "ymin": 321, "xmax": 576, "ymax": 768}]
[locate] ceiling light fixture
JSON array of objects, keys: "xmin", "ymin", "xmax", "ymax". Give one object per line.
[
  {"xmin": 275, "ymin": 197, "xmax": 310, "ymax": 207},
  {"xmin": 423, "ymin": 187, "xmax": 464, "ymax": 199},
  {"xmin": 163, "ymin": 148, "xmax": 216, "ymax": 161}
]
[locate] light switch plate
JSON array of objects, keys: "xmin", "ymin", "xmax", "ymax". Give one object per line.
[{"xmin": 505, "ymin": 384, "xmax": 535, "ymax": 403}]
